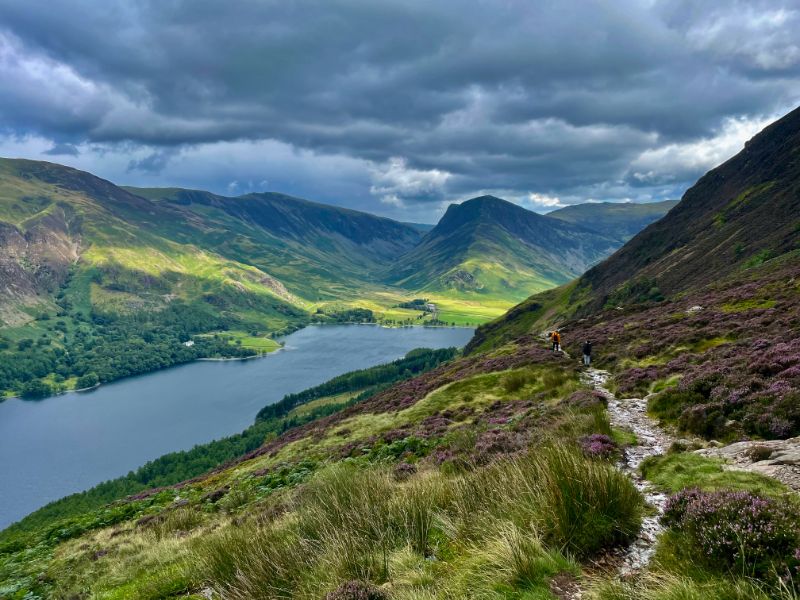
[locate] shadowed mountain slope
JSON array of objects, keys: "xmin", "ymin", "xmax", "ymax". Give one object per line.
[
  {"xmin": 581, "ymin": 106, "xmax": 800, "ymax": 305},
  {"xmin": 467, "ymin": 105, "xmax": 800, "ymax": 352}
]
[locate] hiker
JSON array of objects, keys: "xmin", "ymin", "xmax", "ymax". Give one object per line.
[
  {"xmin": 550, "ymin": 330, "xmax": 561, "ymax": 353},
  {"xmin": 582, "ymin": 340, "xmax": 592, "ymax": 366}
]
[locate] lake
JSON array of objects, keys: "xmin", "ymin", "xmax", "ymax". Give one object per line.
[{"xmin": 0, "ymin": 324, "xmax": 474, "ymax": 529}]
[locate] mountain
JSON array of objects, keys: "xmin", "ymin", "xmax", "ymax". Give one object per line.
[
  {"xmin": 468, "ymin": 105, "xmax": 800, "ymax": 350},
  {"xmin": 579, "ymin": 107, "xmax": 800, "ymax": 305},
  {"xmin": 384, "ymin": 195, "xmax": 619, "ymax": 301},
  {"xmin": 547, "ymin": 200, "xmax": 677, "ymax": 242},
  {"xmin": 4, "ymin": 109, "xmax": 800, "ymax": 600},
  {"xmin": 0, "ymin": 159, "xmax": 426, "ymax": 397},
  {"xmin": 0, "ymin": 160, "xmax": 674, "ymax": 399},
  {"xmin": 123, "ymin": 186, "xmax": 423, "ymax": 300}
]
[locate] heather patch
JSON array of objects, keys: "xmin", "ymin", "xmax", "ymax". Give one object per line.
[
  {"xmin": 565, "ymin": 389, "xmax": 608, "ymax": 409},
  {"xmin": 325, "ymin": 580, "xmax": 388, "ymax": 600},
  {"xmin": 579, "ymin": 433, "xmax": 619, "ymax": 460},
  {"xmin": 551, "ymin": 263, "xmax": 800, "ymax": 443},
  {"xmin": 661, "ymin": 489, "xmax": 800, "ymax": 582}
]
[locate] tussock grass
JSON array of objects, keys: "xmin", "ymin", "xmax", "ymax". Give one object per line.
[
  {"xmin": 192, "ymin": 524, "xmax": 315, "ymax": 599},
  {"xmin": 188, "ymin": 445, "xmax": 642, "ymax": 598},
  {"xmin": 503, "ymin": 370, "xmax": 531, "ymax": 394},
  {"xmin": 150, "ymin": 507, "xmax": 205, "ymax": 539}
]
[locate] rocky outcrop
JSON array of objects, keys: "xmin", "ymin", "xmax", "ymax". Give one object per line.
[{"xmin": 695, "ymin": 438, "xmax": 800, "ymax": 492}]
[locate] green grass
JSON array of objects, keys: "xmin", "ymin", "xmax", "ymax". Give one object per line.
[
  {"xmin": 649, "ymin": 374, "xmax": 682, "ymax": 394},
  {"xmin": 185, "ymin": 447, "xmax": 639, "ymax": 599},
  {"xmin": 640, "ymin": 453, "xmax": 790, "ymax": 497},
  {"xmin": 721, "ymin": 298, "xmax": 776, "ymax": 313},
  {"xmin": 207, "ymin": 330, "xmax": 282, "ymax": 352}
]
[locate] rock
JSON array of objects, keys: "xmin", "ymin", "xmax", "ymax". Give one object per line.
[
  {"xmin": 694, "ymin": 437, "xmax": 800, "ymax": 491},
  {"xmin": 686, "ymin": 305, "xmax": 703, "ymax": 314},
  {"xmin": 771, "ymin": 450, "xmax": 800, "ymax": 466}
]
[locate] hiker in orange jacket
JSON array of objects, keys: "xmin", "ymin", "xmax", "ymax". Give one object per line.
[{"xmin": 550, "ymin": 330, "xmax": 561, "ymax": 353}]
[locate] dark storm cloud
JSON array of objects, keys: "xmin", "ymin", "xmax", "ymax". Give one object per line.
[{"xmin": 0, "ymin": 0, "xmax": 798, "ymax": 218}]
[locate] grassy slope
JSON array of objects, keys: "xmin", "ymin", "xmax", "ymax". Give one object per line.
[
  {"xmin": 0, "ymin": 161, "xmax": 314, "ymax": 396},
  {"xmin": 0, "ymin": 339, "xmax": 640, "ymax": 599},
  {"xmin": 7, "ymin": 251, "xmax": 798, "ymax": 598}
]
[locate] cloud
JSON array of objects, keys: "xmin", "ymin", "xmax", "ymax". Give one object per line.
[
  {"xmin": 626, "ymin": 115, "xmax": 775, "ymax": 186},
  {"xmin": 127, "ymin": 148, "xmax": 178, "ymax": 173},
  {"xmin": 369, "ymin": 157, "xmax": 451, "ymax": 206},
  {"xmin": 526, "ymin": 193, "xmax": 566, "ymax": 210},
  {"xmin": 0, "ymin": 0, "xmax": 798, "ymax": 220},
  {"xmin": 43, "ymin": 142, "xmax": 79, "ymax": 156}
]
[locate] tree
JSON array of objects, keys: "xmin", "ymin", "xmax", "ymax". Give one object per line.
[
  {"xmin": 20, "ymin": 379, "xmax": 53, "ymax": 399},
  {"xmin": 76, "ymin": 372, "xmax": 99, "ymax": 389}
]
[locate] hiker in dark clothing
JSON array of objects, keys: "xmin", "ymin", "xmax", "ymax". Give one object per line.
[
  {"xmin": 582, "ymin": 340, "xmax": 592, "ymax": 366},
  {"xmin": 550, "ymin": 330, "xmax": 561, "ymax": 353}
]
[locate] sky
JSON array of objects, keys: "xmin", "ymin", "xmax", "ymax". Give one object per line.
[{"xmin": 1, "ymin": 0, "xmax": 799, "ymax": 223}]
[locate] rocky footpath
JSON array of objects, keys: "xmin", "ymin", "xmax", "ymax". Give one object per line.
[{"xmin": 584, "ymin": 369, "xmax": 674, "ymax": 576}]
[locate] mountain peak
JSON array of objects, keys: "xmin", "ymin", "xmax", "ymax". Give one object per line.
[
  {"xmin": 385, "ymin": 194, "xmax": 619, "ymax": 299},
  {"xmin": 436, "ymin": 195, "xmax": 537, "ymax": 234}
]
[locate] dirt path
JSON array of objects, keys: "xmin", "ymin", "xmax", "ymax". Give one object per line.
[{"xmin": 583, "ymin": 368, "xmax": 674, "ymax": 576}]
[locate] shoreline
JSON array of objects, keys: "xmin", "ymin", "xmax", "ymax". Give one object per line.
[{"xmin": 1, "ymin": 323, "xmax": 475, "ymax": 402}]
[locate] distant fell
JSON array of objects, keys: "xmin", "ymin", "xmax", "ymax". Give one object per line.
[
  {"xmin": 384, "ymin": 195, "xmax": 619, "ymax": 301},
  {"xmin": 547, "ymin": 200, "xmax": 677, "ymax": 242}
]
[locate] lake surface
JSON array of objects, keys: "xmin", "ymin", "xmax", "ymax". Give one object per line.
[{"xmin": 0, "ymin": 324, "xmax": 474, "ymax": 529}]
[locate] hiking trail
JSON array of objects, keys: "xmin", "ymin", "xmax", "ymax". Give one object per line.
[{"xmin": 583, "ymin": 368, "xmax": 673, "ymax": 576}]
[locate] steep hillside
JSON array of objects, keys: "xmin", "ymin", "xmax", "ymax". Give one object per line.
[
  {"xmin": 0, "ymin": 159, "xmax": 317, "ymax": 397},
  {"xmin": 470, "ymin": 106, "xmax": 800, "ymax": 350},
  {"xmin": 126, "ymin": 187, "xmax": 423, "ymax": 299},
  {"xmin": 547, "ymin": 200, "xmax": 677, "ymax": 242},
  {"xmin": 0, "ymin": 160, "xmax": 425, "ymax": 398},
  {"xmin": 385, "ymin": 195, "xmax": 619, "ymax": 301},
  {"xmin": 580, "ymin": 106, "xmax": 800, "ymax": 305}
]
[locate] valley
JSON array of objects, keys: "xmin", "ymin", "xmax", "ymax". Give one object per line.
[
  {"xmin": 4, "ymin": 4, "xmax": 800, "ymax": 599},
  {"xmin": 0, "ymin": 160, "xmax": 671, "ymax": 399}
]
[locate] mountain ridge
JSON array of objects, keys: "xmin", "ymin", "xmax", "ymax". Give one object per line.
[{"xmin": 385, "ymin": 194, "xmax": 620, "ymax": 300}]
